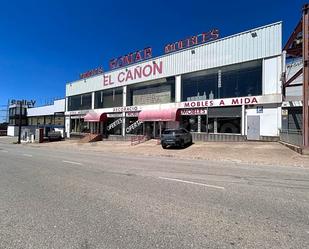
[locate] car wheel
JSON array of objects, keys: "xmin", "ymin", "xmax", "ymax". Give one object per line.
[{"xmin": 162, "ymin": 144, "xmax": 167, "ymax": 149}]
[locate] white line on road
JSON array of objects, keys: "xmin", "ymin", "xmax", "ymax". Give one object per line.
[
  {"xmin": 62, "ymin": 160, "xmax": 82, "ymax": 165},
  {"xmin": 22, "ymin": 154, "xmax": 33, "ymax": 157},
  {"xmin": 158, "ymin": 177, "xmax": 225, "ymax": 190}
]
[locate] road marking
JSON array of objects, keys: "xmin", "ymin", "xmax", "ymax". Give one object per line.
[
  {"xmin": 1, "ymin": 150, "xmax": 8, "ymax": 153},
  {"xmin": 22, "ymin": 154, "xmax": 33, "ymax": 157},
  {"xmin": 158, "ymin": 177, "xmax": 225, "ymax": 190},
  {"xmin": 62, "ymin": 160, "xmax": 82, "ymax": 165}
]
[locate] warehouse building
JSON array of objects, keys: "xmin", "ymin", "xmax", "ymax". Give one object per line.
[{"xmin": 65, "ymin": 22, "xmax": 283, "ymax": 141}]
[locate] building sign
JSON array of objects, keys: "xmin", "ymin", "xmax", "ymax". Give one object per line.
[
  {"xmin": 112, "ymin": 106, "xmax": 140, "ymax": 112},
  {"xmin": 126, "ymin": 112, "xmax": 140, "ymax": 117},
  {"xmin": 256, "ymin": 106, "xmax": 263, "ymax": 113},
  {"xmin": 133, "ymin": 85, "xmax": 171, "ymax": 105},
  {"xmin": 182, "ymin": 96, "xmax": 259, "ymax": 108},
  {"xmin": 164, "ymin": 29, "xmax": 219, "ymax": 54},
  {"xmin": 109, "ymin": 47, "xmax": 153, "ymax": 70},
  {"xmin": 10, "ymin": 99, "xmax": 36, "ymax": 108},
  {"xmin": 80, "ymin": 67, "xmax": 103, "ymax": 79},
  {"xmin": 103, "ymin": 61, "xmax": 163, "ymax": 87},
  {"xmin": 181, "ymin": 108, "xmax": 207, "ymax": 115}
]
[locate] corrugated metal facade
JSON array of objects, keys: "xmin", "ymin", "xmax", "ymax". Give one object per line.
[{"xmin": 66, "ymin": 22, "xmax": 282, "ymax": 97}]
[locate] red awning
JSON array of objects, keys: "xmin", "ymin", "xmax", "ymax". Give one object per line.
[
  {"xmin": 84, "ymin": 112, "xmax": 107, "ymax": 122},
  {"xmin": 138, "ymin": 108, "xmax": 180, "ymax": 122}
]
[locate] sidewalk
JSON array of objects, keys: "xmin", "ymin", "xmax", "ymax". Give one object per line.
[{"xmin": 25, "ymin": 138, "xmax": 309, "ymax": 168}]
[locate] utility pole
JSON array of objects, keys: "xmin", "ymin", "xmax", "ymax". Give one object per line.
[
  {"xmin": 18, "ymin": 101, "xmax": 22, "ymax": 144},
  {"xmin": 303, "ymin": 4, "xmax": 309, "ymax": 148}
]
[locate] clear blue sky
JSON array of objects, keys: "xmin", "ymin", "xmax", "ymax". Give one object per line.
[{"xmin": 0, "ymin": 0, "xmax": 305, "ymax": 118}]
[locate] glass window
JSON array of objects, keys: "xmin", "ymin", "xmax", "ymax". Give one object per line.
[
  {"xmin": 182, "ymin": 60, "xmax": 262, "ymax": 101},
  {"xmin": 125, "ymin": 117, "xmax": 143, "ymax": 135},
  {"xmin": 68, "ymin": 93, "xmax": 92, "ymax": 111},
  {"xmin": 127, "ymin": 77, "xmax": 175, "ymax": 106},
  {"xmin": 95, "ymin": 88, "xmax": 123, "ymax": 109},
  {"xmin": 106, "ymin": 118, "xmax": 122, "ymax": 135}
]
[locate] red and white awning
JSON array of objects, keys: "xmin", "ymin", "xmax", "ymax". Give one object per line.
[
  {"xmin": 84, "ymin": 112, "xmax": 107, "ymax": 122},
  {"xmin": 138, "ymin": 108, "xmax": 180, "ymax": 122}
]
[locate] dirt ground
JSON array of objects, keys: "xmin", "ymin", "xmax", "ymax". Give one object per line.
[{"xmin": 19, "ymin": 138, "xmax": 309, "ymax": 168}]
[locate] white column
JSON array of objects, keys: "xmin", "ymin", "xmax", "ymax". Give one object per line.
[
  {"xmin": 241, "ymin": 105, "xmax": 246, "ymax": 135},
  {"xmin": 175, "ymin": 75, "xmax": 181, "ymax": 102},
  {"xmin": 65, "ymin": 116, "xmax": 70, "ymax": 138},
  {"xmin": 65, "ymin": 97, "xmax": 69, "ymax": 112},
  {"xmin": 122, "ymin": 86, "xmax": 127, "ymax": 137},
  {"xmin": 91, "ymin": 92, "xmax": 95, "ymax": 110}
]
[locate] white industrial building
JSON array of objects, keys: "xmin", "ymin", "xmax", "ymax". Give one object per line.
[{"xmin": 65, "ymin": 22, "xmax": 283, "ymax": 141}]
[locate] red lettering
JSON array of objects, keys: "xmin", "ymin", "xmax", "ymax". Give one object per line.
[
  {"xmin": 109, "ymin": 59, "xmax": 117, "ymax": 69},
  {"xmin": 190, "ymin": 102, "xmax": 196, "ymax": 107},
  {"xmin": 191, "ymin": 36, "xmax": 198, "ymax": 45},
  {"xmin": 144, "ymin": 47, "xmax": 152, "ymax": 59},
  {"xmin": 177, "ymin": 40, "xmax": 183, "ymax": 49},
  {"xmin": 210, "ymin": 29, "xmax": 219, "ymax": 40},
  {"xmin": 135, "ymin": 51, "xmax": 142, "ymax": 61},
  {"xmin": 251, "ymin": 97, "xmax": 258, "ymax": 104},
  {"xmin": 219, "ymin": 100, "xmax": 225, "ymax": 106},
  {"xmin": 244, "ymin": 98, "xmax": 251, "ymax": 104},
  {"xmin": 126, "ymin": 70, "xmax": 133, "ymax": 81},
  {"xmin": 142, "ymin": 65, "xmax": 152, "ymax": 77},
  {"xmin": 123, "ymin": 54, "xmax": 133, "ymax": 65},
  {"xmin": 184, "ymin": 102, "xmax": 190, "ymax": 107},
  {"xmin": 153, "ymin": 61, "xmax": 163, "ymax": 75},
  {"xmin": 103, "ymin": 75, "xmax": 109, "ymax": 86},
  {"xmin": 134, "ymin": 66, "xmax": 142, "ymax": 79},
  {"xmin": 209, "ymin": 100, "xmax": 214, "ymax": 106},
  {"xmin": 231, "ymin": 99, "xmax": 239, "ymax": 105},
  {"xmin": 118, "ymin": 72, "xmax": 125, "ymax": 83}
]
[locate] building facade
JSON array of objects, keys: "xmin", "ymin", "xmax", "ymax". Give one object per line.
[
  {"xmin": 65, "ymin": 22, "xmax": 283, "ymax": 140},
  {"xmin": 7, "ymin": 99, "xmax": 65, "ymax": 139}
]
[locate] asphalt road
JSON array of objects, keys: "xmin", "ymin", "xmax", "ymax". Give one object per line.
[{"xmin": 0, "ymin": 140, "xmax": 308, "ymax": 249}]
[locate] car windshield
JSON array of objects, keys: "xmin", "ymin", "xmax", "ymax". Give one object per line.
[{"xmin": 163, "ymin": 129, "xmax": 185, "ymax": 134}]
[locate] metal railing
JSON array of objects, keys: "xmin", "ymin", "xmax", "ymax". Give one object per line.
[{"xmin": 279, "ymin": 129, "xmax": 303, "ymax": 147}]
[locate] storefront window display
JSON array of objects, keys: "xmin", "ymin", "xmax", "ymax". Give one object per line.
[
  {"xmin": 70, "ymin": 118, "xmax": 89, "ymax": 133},
  {"xmin": 106, "ymin": 117, "xmax": 122, "ymax": 135},
  {"xmin": 125, "ymin": 117, "xmax": 143, "ymax": 135}
]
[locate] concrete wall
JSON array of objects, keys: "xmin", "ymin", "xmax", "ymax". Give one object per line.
[
  {"xmin": 27, "ymin": 99, "xmax": 65, "ymax": 117},
  {"xmin": 246, "ymin": 104, "xmax": 281, "ymax": 136},
  {"xmin": 7, "ymin": 126, "xmax": 19, "ymax": 136}
]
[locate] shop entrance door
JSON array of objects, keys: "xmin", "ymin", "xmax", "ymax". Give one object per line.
[{"xmin": 247, "ymin": 116, "xmax": 260, "ymax": 140}]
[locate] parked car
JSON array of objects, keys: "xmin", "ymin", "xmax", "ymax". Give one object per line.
[
  {"xmin": 161, "ymin": 128, "xmax": 192, "ymax": 149},
  {"xmin": 47, "ymin": 131, "xmax": 63, "ymax": 142}
]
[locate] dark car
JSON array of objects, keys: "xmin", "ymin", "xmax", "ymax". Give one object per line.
[
  {"xmin": 161, "ymin": 128, "xmax": 192, "ymax": 149},
  {"xmin": 47, "ymin": 131, "xmax": 63, "ymax": 142}
]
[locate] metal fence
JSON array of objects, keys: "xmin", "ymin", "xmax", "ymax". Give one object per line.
[{"xmin": 279, "ymin": 129, "xmax": 303, "ymax": 147}]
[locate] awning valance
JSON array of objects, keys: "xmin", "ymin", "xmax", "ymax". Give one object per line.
[
  {"xmin": 138, "ymin": 108, "xmax": 180, "ymax": 122},
  {"xmin": 84, "ymin": 112, "xmax": 107, "ymax": 122}
]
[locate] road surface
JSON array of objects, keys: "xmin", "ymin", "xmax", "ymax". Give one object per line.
[{"xmin": 0, "ymin": 140, "xmax": 308, "ymax": 248}]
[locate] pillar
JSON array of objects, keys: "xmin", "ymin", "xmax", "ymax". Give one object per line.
[
  {"xmin": 175, "ymin": 75, "xmax": 181, "ymax": 102},
  {"xmin": 241, "ymin": 105, "xmax": 246, "ymax": 135}
]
